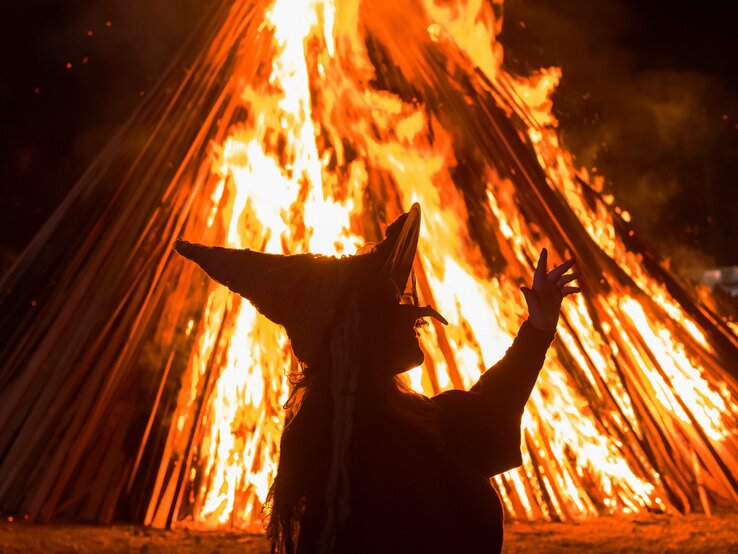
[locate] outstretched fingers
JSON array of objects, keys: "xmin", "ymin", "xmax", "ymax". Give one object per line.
[
  {"xmin": 533, "ymin": 248, "xmax": 548, "ymax": 290},
  {"xmin": 531, "ymin": 248, "xmax": 582, "ymax": 299},
  {"xmin": 525, "ymin": 249, "xmax": 582, "ymax": 331},
  {"xmin": 556, "ymin": 271, "xmax": 580, "ymax": 288},
  {"xmin": 547, "ymin": 258, "xmax": 575, "ymax": 283}
]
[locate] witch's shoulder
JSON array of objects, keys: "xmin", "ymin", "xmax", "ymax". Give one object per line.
[{"xmin": 398, "ymin": 390, "xmax": 439, "ymax": 412}]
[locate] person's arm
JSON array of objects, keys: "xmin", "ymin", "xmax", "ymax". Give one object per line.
[
  {"xmin": 431, "ymin": 322, "xmax": 554, "ymax": 476},
  {"xmin": 432, "ymin": 249, "xmax": 579, "ymax": 476},
  {"xmin": 477, "ymin": 247, "xmax": 580, "ymax": 413},
  {"xmin": 469, "ymin": 320, "xmax": 554, "ymax": 414}
]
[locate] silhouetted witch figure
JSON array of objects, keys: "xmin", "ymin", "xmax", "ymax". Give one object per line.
[{"xmin": 175, "ymin": 204, "xmax": 580, "ymax": 554}]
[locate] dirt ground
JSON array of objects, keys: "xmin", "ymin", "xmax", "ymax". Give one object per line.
[{"xmin": 1, "ymin": 514, "xmax": 738, "ymax": 553}]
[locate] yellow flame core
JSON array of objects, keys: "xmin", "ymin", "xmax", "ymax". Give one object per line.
[
  {"xmin": 161, "ymin": 0, "xmax": 738, "ymax": 529},
  {"xmin": 193, "ymin": 0, "xmax": 363, "ymax": 529}
]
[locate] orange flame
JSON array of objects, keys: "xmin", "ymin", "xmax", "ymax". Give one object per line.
[{"xmin": 149, "ymin": 0, "xmax": 738, "ymax": 530}]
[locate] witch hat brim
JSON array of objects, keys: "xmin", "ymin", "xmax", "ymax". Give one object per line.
[{"xmin": 174, "ymin": 203, "xmax": 446, "ymax": 363}]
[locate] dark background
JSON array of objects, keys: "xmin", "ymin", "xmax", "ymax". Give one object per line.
[
  {"xmin": 1, "ymin": 0, "xmax": 736, "ymax": 276},
  {"xmin": 502, "ymin": 0, "xmax": 738, "ymax": 275}
]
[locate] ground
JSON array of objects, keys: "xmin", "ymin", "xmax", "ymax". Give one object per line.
[{"xmin": 2, "ymin": 515, "xmax": 738, "ymax": 553}]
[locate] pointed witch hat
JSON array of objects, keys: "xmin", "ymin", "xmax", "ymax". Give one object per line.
[{"xmin": 174, "ymin": 203, "xmax": 446, "ymax": 366}]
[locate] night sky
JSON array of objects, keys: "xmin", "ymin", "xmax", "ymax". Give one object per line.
[{"xmin": 2, "ymin": 0, "xmax": 736, "ymax": 277}]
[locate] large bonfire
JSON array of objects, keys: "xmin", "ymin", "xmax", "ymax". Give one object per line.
[{"xmin": 1, "ymin": 0, "xmax": 737, "ymax": 532}]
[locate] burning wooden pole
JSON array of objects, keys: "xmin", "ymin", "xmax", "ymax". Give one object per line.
[{"xmin": 1, "ymin": 0, "xmax": 737, "ymax": 530}]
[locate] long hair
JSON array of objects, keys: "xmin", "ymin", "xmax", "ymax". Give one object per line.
[
  {"xmin": 265, "ymin": 364, "xmax": 332, "ymax": 553},
  {"xmin": 264, "ymin": 276, "xmax": 435, "ymax": 554}
]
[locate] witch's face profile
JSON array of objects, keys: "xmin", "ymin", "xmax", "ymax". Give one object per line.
[
  {"xmin": 381, "ymin": 302, "xmax": 427, "ymax": 374},
  {"xmin": 362, "ymin": 278, "xmax": 427, "ymax": 375}
]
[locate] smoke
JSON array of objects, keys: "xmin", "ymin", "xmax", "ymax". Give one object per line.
[{"xmin": 501, "ymin": 0, "xmax": 738, "ymax": 270}]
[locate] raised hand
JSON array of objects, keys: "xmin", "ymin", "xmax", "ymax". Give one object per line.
[{"xmin": 521, "ymin": 248, "xmax": 580, "ymax": 332}]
